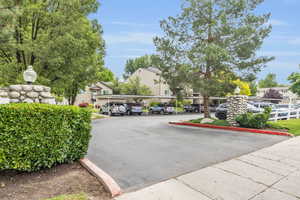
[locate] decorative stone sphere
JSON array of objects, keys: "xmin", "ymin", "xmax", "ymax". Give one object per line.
[{"xmin": 23, "ymin": 66, "xmax": 37, "ymax": 84}]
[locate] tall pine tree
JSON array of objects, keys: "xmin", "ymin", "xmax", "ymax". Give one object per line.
[{"xmin": 154, "ymin": 0, "xmax": 273, "ymax": 117}]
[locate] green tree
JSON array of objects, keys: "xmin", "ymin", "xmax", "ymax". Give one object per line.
[
  {"xmin": 124, "ymin": 54, "xmax": 159, "ymax": 79},
  {"xmin": 96, "ymin": 68, "xmax": 114, "ymax": 82},
  {"xmin": 154, "ymin": 0, "xmax": 273, "ymax": 117},
  {"xmin": 155, "ymin": 59, "xmax": 192, "ymax": 100},
  {"xmin": 258, "ymin": 73, "xmax": 278, "ymax": 88},
  {"xmin": 0, "ymin": 0, "xmax": 106, "ymax": 104},
  {"xmin": 122, "ymin": 77, "xmax": 152, "ymax": 102},
  {"xmin": 288, "ymin": 67, "xmax": 300, "ymax": 96},
  {"xmin": 242, "ymin": 73, "xmax": 258, "ymax": 96},
  {"xmin": 109, "ymin": 78, "xmax": 123, "ymax": 95}
]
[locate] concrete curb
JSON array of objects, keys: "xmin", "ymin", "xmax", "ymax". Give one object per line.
[
  {"xmin": 80, "ymin": 158, "xmax": 122, "ymax": 198},
  {"xmin": 169, "ymin": 122, "xmax": 293, "ymax": 137}
]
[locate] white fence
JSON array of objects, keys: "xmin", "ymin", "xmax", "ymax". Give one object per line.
[{"xmin": 269, "ymin": 109, "xmax": 300, "ymax": 121}]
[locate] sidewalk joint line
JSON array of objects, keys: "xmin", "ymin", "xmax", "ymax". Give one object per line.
[
  {"xmin": 174, "ymin": 177, "xmax": 215, "ymax": 200},
  {"xmin": 236, "ymin": 158, "xmax": 293, "ymax": 176}
]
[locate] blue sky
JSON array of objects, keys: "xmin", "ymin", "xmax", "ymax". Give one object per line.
[{"xmin": 90, "ymin": 0, "xmax": 300, "ymax": 84}]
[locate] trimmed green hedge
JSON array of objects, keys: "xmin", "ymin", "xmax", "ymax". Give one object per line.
[{"xmin": 0, "ymin": 103, "xmax": 92, "ymax": 172}]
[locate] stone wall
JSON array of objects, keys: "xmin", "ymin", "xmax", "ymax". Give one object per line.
[
  {"xmin": 4, "ymin": 85, "xmax": 56, "ymax": 104},
  {"xmin": 0, "ymin": 88, "xmax": 10, "ymax": 104},
  {"xmin": 227, "ymin": 95, "xmax": 248, "ymax": 126}
]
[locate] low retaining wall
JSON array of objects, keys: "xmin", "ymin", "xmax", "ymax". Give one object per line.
[{"xmin": 0, "ymin": 85, "xmax": 55, "ymax": 104}]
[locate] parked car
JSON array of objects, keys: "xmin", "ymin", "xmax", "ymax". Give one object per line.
[
  {"xmin": 200, "ymin": 104, "xmax": 218, "ymax": 113},
  {"xmin": 215, "ymin": 103, "xmax": 263, "ymax": 120},
  {"xmin": 126, "ymin": 103, "xmax": 143, "ymax": 115},
  {"xmin": 150, "ymin": 103, "xmax": 175, "ymax": 114},
  {"xmin": 101, "ymin": 102, "xmax": 127, "ymax": 116},
  {"xmin": 183, "ymin": 104, "xmax": 201, "ymax": 113}
]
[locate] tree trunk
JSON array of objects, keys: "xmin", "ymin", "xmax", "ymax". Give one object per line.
[{"xmin": 203, "ymin": 95, "xmax": 210, "ymax": 118}]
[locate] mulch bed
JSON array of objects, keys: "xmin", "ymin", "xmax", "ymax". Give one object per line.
[{"xmin": 0, "ymin": 162, "xmax": 111, "ymax": 200}]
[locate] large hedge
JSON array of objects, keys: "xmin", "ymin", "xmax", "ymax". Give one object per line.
[{"xmin": 0, "ymin": 103, "xmax": 92, "ymax": 172}]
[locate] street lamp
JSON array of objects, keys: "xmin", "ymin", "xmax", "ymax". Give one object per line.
[
  {"xmin": 23, "ymin": 65, "xmax": 37, "ymax": 84},
  {"xmin": 234, "ymin": 86, "xmax": 241, "ymax": 95}
]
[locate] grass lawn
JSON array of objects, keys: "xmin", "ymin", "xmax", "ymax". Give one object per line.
[
  {"xmin": 45, "ymin": 193, "xmax": 87, "ymax": 200},
  {"xmin": 188, "ymin": 118, "xmax": 231, "ymax": 127},
  {"xmin": 268, "ymin": 119, "xmax": 300, "ymax": 136}
]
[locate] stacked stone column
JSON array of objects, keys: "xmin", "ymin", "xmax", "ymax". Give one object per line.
[
  {"xmin": 227, "ymin": 95, "xmax": 248, "ymax": 126},
  {"xmin": 0, "ymin": 88, "xmax": 10, "ymax": 104}
]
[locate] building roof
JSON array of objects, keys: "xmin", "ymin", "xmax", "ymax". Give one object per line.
[
  {"xmin": 91, "ymin": 81, "xmax": 113, "ymax": 90},
  {"xmin": 144, "ymin": 67, "xmax": 161, "ymax": 74}
]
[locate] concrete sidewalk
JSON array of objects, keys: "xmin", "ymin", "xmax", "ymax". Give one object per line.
[{"xmin": 116, "ymin": 136, "xmax": 300, "ymax": 200}]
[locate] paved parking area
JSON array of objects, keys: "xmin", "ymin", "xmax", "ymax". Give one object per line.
[
  {"xmin": 87, "ymin": 114, "xmax": 288, "ymax": 191},
  {"xmin": 117, "ymin": 136, "xmax": 300, "ymax": 200}
]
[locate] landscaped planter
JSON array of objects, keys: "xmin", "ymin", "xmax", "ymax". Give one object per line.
[{"xmin": 169, "ymin": 122, "xmax": 293, "ymax": 137}]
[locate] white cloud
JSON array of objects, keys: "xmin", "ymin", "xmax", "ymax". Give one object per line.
[
  {"xmin": 268, "ymin": 19, "xmax": 289, "ymax": 26},
  {"xmin": 110, "ymin": 21, "xmax": 157, "ymax": 27},
  {"xmin": 288, "ymin": 38, "xmax": 300, "ymax": 45},
  {"xmin": 265, "ymin": 35, "xmax": 300, "ymax": 46},
  {"xmin": 107, "ymin": 55, "xmax": 141, "ymax": 59},
  {"xmin": 104, "ymin": 32, "xmax": 159, "ymax": 45},
  {"xmin": 258, "ymin": 51, "xmax": 300, "ymax": 57},
  {"xmin": 283, "ymin": 0, "xmax": 299, "ymax": 4}
]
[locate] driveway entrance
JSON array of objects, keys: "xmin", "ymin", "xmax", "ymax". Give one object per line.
[{"xmin": 87, "ymin": 114, "xmax": 287, "ymax": 191}]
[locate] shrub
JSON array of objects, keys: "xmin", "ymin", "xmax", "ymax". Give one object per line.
[
  {"xmin": 0, "ymin": 103, "xmax": 92, "ymax": 172},
  {"xmin": 236, "ymin": 107, "xmax": 271, "ymax": 129},
  {"xmin": 149, "ymin": 101, "xmax": 160, "ymax": 107}
]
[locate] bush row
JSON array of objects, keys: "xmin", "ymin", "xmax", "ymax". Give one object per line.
[{"xmin": 0, "ymin": 103, "xmax": 92, "ymax": 172}]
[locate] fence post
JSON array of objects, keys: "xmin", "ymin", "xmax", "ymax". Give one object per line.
[{"xmin": 275, "ymin": 110, "xmax": 278, "ymax": 122}]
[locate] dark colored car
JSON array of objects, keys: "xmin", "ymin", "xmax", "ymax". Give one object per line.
[
  {"xmin": 126, "ymin": 103, "xmax": 143, "ymax": 115},
  {"xmin": 199, "ymin": 104, "xmax": 218, "ymax": 113},
  {"xmin": 150, "ymin": 103, "xmax": 175, "ymax": 114},
  {"xmin": 101, "ymin": 102, "xmax": 127, "ymax": 116},
  {"xmin": 215, "ymin": 103, "xmax": 228, "ymax": 120},
  {"xmin": 184, "ymin": 104, "xmax": 201, "ymax": 113}
]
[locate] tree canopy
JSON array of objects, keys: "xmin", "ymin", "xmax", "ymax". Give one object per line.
[
  {"xmin": 258, "ymin": 73, "xmax": 278, "ymax": 88},
  {"xmin": 288, "ymin": 67, "xmax": 300, "ymax": 97},
  {"xmin": 109, "ymin": 77, "xmax": 152, "ymax": 102},
  {"xmin": 233, "ymin": 79, "xmax": 251, "ymax": 96},
  {"xmin": 154, "ymin": 0, "xmax": 273, "ymax": 117},
  {"xmin": 0, "ymin": 0, "xmax": 108, "ymax": 104},
  {"xmin": 123, "ymin": 54, "xmax": 159, "ymax": 79}
]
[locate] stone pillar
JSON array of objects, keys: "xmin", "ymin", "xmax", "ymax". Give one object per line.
[
  {"xmin": 0, "ymin": 88, "xmax": 10, "ymax": 104},
  {"xmin": 227, "ymin": 95, "xmax": 248, "ymax": 126},
  {"xmin": 8, "ymin": 85, "xmax": 56, "ymax": 104}
]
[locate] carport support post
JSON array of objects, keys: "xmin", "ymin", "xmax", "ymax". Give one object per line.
[
  {"xmin": 227, "ymin": 95, "xmax": 248, "ymax": 126},
  {"xmin": 176, "ymin": 99, "xmax": 178, "ymax": 115}
]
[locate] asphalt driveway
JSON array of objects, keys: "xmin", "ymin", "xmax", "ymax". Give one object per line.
[{"xmin": 87, "ymin": 114, "xmax": 288, "ymax": 191}]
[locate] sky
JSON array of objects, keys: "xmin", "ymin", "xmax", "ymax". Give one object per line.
[{"xmin": 90, "ymin": 0, "xmax": 300, "ymax": 84}]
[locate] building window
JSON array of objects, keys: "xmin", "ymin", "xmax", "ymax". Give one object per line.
[{"xmin": 165, "ymin": 90, "xmax": 169, "ymax": 96}]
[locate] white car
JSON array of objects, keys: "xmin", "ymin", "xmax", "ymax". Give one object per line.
[{"xmin": 101, "ymin": 103, "xmax": 127, "ymax": 116}]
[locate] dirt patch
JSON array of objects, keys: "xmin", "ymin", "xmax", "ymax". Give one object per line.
[{"xmin": 0, "ymin": 162, "xmax": 111, "ymax": 200}]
